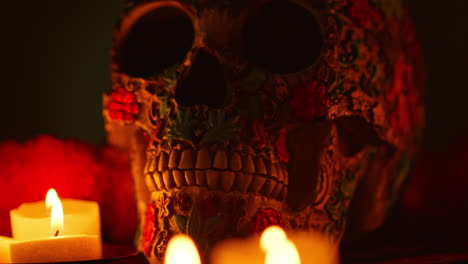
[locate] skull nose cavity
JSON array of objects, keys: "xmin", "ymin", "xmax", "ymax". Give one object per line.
[{"xmin": 175, "ymin": 50, "xmax": 227, "ymax": 108}]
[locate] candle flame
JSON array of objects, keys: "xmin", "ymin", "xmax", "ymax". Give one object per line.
[
  {"xmin": 260, "ymin": 226, "xmax": 301, "ymax": 264},
  {"xmin": 164, "ymin": 235, "xmax": 201, "ymax": 264},
  {"xmin": 45, "ymin": 188, "xmax": 64, "ymax": 237}
]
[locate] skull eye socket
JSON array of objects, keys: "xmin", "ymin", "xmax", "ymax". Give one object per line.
[
  {"xmin": 118, "ymin": 7, "xmax": 194, "ymax": 78},
  {"xmin": 242, "ymin": 0, "xmax": 322, "ymax": 74}
]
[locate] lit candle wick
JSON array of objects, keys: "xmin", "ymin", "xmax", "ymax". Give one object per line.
[{"xmin": 46, "ymin": 189, "xmax": 64, "ymax": 237}]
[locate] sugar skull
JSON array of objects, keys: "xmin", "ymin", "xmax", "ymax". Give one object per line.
[{"xmin": 103, "ymin": 0, "xmax": 424, "ymax": 262}]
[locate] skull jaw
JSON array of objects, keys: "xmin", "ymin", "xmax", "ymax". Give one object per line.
[
  {"xmin": 128, "ymin": 118, "xmax": 401, "ymax": 262},
  {"xmin": 135, "ymin": 122, "xmax": 290, "ymax": 262},
  {"xmin": 142, "ymin": 188, "xmax": 287, "ymax": 262}
]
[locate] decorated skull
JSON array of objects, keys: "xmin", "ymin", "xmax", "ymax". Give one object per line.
[{"xmin": 103, "ymin": 0, "xmax": 424, "ymax": 262}]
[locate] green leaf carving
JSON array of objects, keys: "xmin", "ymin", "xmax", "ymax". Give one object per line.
[
  {"xmin": 199, "ymin": 110, "xmax": 239, "ymax": 145},
  {"xmin": 173, "ymin": 215, "xmax": 188, "ymax": 234},
  {"xmin": 158, "ymin": 95, "xmax": 172, "ymax": 118},
  {"xmin": 161, "ymin": 64, "xmax": 179, "ymax": 90},
  {"xmin": 166, "ymin": 109, "xmax": 195, "ymax": 144},
  {"xmin": 186, "ymin": 201, "xmax": 202, "ymax": 240}
]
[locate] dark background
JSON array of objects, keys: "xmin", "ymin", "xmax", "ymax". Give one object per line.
[{"xmin": 0, "ymin": 0, "xmax": 467, "ymax": 152}]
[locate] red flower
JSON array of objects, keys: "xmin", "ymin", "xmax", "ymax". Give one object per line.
[
  {"xmin": 290, "ymin": 81, "xmax": 328, "ymax": 121},
  {"xmin": 108, "ymin": 87, "xmax": 139, "ymax": 122},
  {"xmin": 141, "ymin": 203, "xmax": 157, "ymax": 257},
  {"xmin": 250, "ymin": 208, "xmax": 284, "ymax": 235},
  {"xmin": 275, "ymin": 129, "xmax": 289, "ymax": 164},
  {"xmin": 349, "ymin": 0, "xmax": 382, "ymax": 28}
]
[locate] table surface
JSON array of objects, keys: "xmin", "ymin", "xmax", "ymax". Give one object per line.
[{"xmin": 343, "ymin": 245, "xmax": 468, "ymax": 264}]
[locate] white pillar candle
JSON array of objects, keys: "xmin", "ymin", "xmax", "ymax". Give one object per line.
[
  {"xmin": 5, "ymin": 189, "xmax": 103, "ymax": 263},
  {"xmin": 10, "ymin": 198, "xmax": 100, "ymax": 240},
  {"xmin": 10, "ymin": 235, "xmax": 102, "ymax": 263},
  {"xmin": 0, "ymin": 236, "xmax": 13, "ymax": 263}
]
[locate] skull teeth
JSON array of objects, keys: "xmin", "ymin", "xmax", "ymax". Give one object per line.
[
  {"xmin": 262, "ymin": 179, "xmax": 277, "ymax": 197},
  {"xmin": 168, "ymin": 149, "xmax": 180, "ymax": 169},
  {"xmin": 236, "ymin": 172, "xmax": 253, "ymax": 193},
  {"xmin": 144, "ymin": 145, "xmax": 288, "ymax": 200},
  {"xmin": 221, "ymin": 171, "xmax": 236, "ymax": 192},
  {"xmin": 148, "ymin": 155, "xmax": 158, "ymax": 172},
  {"xmin": 250, "ymin": 176, "xmax": 267, "ymax": 194},
  {"xmin": 195, "ymin": 170, "xmax": 206, "ymax": 185},
  {"xmin": 271, "ymin": 181, "xmax": 283, "ymax": 197},
  {"xmin": 206, "ymin": 169, "xmax": 220, "ymax": 189},
  {"xmin": 229, "ymin": 152, "xmax": 242, "ymax": 171},
  {"xmin": 163, "ymin": 170, "xmax": 175, "ymax": 189},
  {"xmin": 196, "ymin": 147, "xmax": 211, "ymax": 169},
  {"xmin": 213, "ymin": 149, "xmax": 228, "ymax": 169},
  {"xmin": 185, "ymin": 170, "xmax": 195, "ymax": 185},
  {"xmin": 145, "ymin": 173, "xmax": 157, "ymax": 192},
  {"xmin": 172, "ymin": 169, "xmax": 185, "ymax": 188},
  {"xmin": 268, "ymin": 163, "xmax": 278, "ymax": 178},
  {"xmin": 179, "ymin": 149, "xmax": 195, "ymax": 169},
  {"xmin": 254, "ymin": 157, "xmax": 267, "ymax": 175},
  {"xmin": 243, "ymin": 155, "xmax": 255, "ymax": 173},
  {"xmin": 158, "ymin": 152, "xmax": 169, "ymax": 171},
  {"xmin": 276, "ymin": 163, "xmax": 284, "ymax": 182},
  {"xmin": 153, "ymin": 172, "xmax": 164, "ymax": 190}
]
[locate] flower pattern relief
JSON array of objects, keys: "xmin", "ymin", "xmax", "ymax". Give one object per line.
[
  {"xmin": 349, "ymin": 0, "xmax": 382, "ymax": 28},
  {"xmin": 156, "ymin": 193, "xmax": 171, "ymax": 218},
  {"xmin": 250, "ymin": 208, "xmax": 285, "ymax": 235},
  {"xmin": 108, "ymin": 87, "xmax": 140, "ymax": 122}
]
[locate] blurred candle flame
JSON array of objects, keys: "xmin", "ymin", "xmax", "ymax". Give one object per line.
[
  {"xmin": 45, "ymin": 188, "xmax": 64, "ymax": 236},
  {"xmin": 260, "ymin": 226, "xmax": 301, "ymax": 264},
  {"xmin": 164, "ymin": 234, "xmax": 201, "ymax": 264}
]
